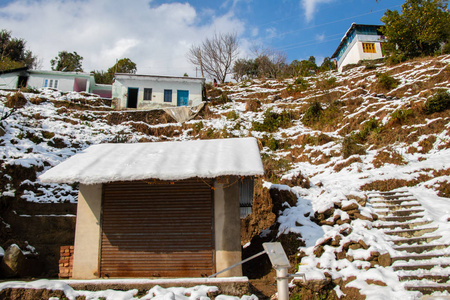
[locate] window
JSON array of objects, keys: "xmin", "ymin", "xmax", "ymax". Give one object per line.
[
  {"xmin": 43, "ymin": 79, "xmax": 48, "ymax": 87},
  {"xmin": 54, "ymin": 80, "xmax": 58, "ymax": 89},
  {"xmin": 362, "ymin": 43, "xmax": 376, "ymax": 53},
  {"xmin": 144, "ymin": 88, "xmax": 152, "ymax": 101},
  {"xmin": 49, "ymin": 79, "xmax": 53, "ymax": 88},
  {"xmin": 164, "ymin": 89, "xmax": 172, "ymax": 102}
]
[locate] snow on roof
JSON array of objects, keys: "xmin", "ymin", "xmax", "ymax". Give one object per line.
[{"xmin": 39, "ymin": 138, "xmax": 264, "ymax": 185}]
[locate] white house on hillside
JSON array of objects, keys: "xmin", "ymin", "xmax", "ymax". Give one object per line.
[
  {"xmin": 0, "ymin": 68, "xmax": 112, "ymax": 98},
  {"xmin": 112, "ymin": 73, "xmax": 205, "ymax": 110},
  {"xmin": 332, "ymin": 23, "xmax": 386, "ymax": 72}
]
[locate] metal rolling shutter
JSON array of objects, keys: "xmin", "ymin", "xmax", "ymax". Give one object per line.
[{"xmin": 100, "ymin": 179, "xmax": 214, "ymax": 278}]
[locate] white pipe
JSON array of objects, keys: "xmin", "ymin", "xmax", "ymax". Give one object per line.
[{"xmin": 276, "ymin": 267, "xmax": 289, "ymax": 300}]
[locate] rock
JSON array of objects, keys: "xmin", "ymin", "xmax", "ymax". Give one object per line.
[
  {"xmin": 330, "ymin": 235, "xmax": 342, "ymax": 247},
  {"xmin": 340, "ymin": 227, "xmax": 352, "ymax": 236},
  {"xmin": 336, "ymin": 251, "xmax": 346, "ymax": 260},
  {"xmin": 358, "ymin": 240, "xmax": 369, "ymax": 250},
  {"xmin": 366, "ymin": 279, "xmax": 387, "ymax": 286},
  {"xmin": 0, "ymin": 244, "xmax": 26, "ymax": 277},
  {"xmin": 353, "ymin": 212, "xmax": 373, "ymax": 221},
  {"xmin": 342, "ymin": 202, "xmax": 359, "ymax": 211},
  {"xmin": 313, "ymin": 245, "xmax": 325, "ymax": 257},
  {"xmin": 378, "ymin": 252, "xmax": 392, "ymax": 267},
  {"xmin": 346, "ymin": 209, "xmax": 360, "ymax": 216},
  {"xmin": 342, "ymin": 241, "xmax": 352, "ymax": 251},
  {"xmin": 349, "ymin": 243, "xmax": 361, "ymax": 250},
  {"xmin": 317, "ymin": 237, "xmax": 333, "ymax": 247},
  {"xmin": 299, "ymin": 277, "xmax": 332, "ymax": 292}
]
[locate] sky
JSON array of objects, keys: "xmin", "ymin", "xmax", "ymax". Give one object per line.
[{"xmin": 0, "ymin": 0, "xmax": 406, "ymax": 78}]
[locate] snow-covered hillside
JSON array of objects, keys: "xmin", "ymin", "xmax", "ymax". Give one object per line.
[{"xmin": 1, "ymin": 55, "xmax": 450, "ymax": 299}]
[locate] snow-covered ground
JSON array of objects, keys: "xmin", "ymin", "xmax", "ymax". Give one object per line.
[{"xmin": 1, "ymin": 55, "xmax": 449, "ymax": 299}]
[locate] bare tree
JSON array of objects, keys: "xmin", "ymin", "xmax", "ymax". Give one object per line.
[
  {"xmin": 187, "ymin": 33, "xmax": 239, "ymax": 84},
  {"xmin": 252, "ymin": 46, "xmax": 287, "ymax": 79}
]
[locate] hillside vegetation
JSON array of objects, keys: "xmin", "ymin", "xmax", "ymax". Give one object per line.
[{"xmin": 0, "ymin": 55, "xmax": 450, "ymax": 299}]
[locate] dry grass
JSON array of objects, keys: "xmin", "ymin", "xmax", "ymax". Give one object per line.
[
  {"xmin": 372, "ymin": 148, "xmax": 407, "ymax": 168},
  {"xmin": 418, "ymin": 136, "xmax": 437, "ymax": 153},
  {"xmin": 361, "ymin": 168, "xmax": 450, "ymax": 191},
  {"xmin": 334, "ymin": 156, "xmax": 363, "ymax": 172}
]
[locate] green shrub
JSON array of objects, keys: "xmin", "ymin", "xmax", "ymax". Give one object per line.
[
  {"xmin": 252, "ymin": 109, "xmax": 293, "ymax": 132},
  {"xmin": 316, "ymin": 77, "xmax": 337, "ymax": 90},
  {"xmin": 341, "ymin": 135, "xmax": 366, "ymax": 158},
  {"xmin": 425, "ymin": 90, "xmax": 450, "ymax": 114},
  {"xmin": 390, "ymin": 108, "xmax": 413, "ymax": 125},
  {"xmin": 376, "ymin": 72, "xmax": 400, "ymax": 90},
  {"xmin": 261, "ymin": 135, "xmax": 279, "ymax": 151},
  {"xmin": 302, "ymin": 101, "xmax": 323, "ymax": 124},
  {"xmin": 353, "ymin": 118, "xmax": 380, "ymax": 143},
  {"xmin": 42, "ymin": 131, "xmax": 55, "ymax": 139},
  {"xmin": 226, "ymin": 110, "xmax": 239, "ymax": 120},
  {"xmin": 193, "ymin": 121, "xmax": 204, "ymax": 133},
  {"xmin": 262, "ymin": 155, "xmax": 290, "ymax": 183}
]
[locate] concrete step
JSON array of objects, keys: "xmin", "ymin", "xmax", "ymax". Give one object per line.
[
  {"xmin": 372, "ymin": 203, "xmax": 421, "ymax": 210},
  {"xmin": 369, "ymin": 199, "xmax": 418, "ymax": 205},
  {"xmin": 376, "ymin": 220, "xmax": 433, "ymax": 230},
  {"xmin": 379, "ymin": 215, "xmax": 423, "ymax": 222},
  {"xmin": 392, "ymin": 253, "xmax": 450, "ymax": 262},
  {"xmin": 381, "ymin": 195, "xmax": 415, "ymax": 200},
  {"xmin": 391, "ymin": 235, "xmax": 442, "ymax": 245},
  {"xmin": 405, "ymin": 284, "xmax": 450, "ymax": 294},
  {"xmin": 385, "ymin": 227, "xmax": 438, "ymax": 238},
  {"xmin": 393, "ymin": 263, "xmax": 450, "ymax": 271},
  {"xmin": 393, "ymin": 244, "xmax": 450, "ymax": 254},
  {"xmin": 399, "ymin": 274, "xmax": 450, "ymax": 283},
  {"xmin": 376, "ymin": 209, "xmax": 424, "ymax": 217}
]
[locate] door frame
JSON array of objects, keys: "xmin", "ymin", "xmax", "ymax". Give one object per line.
[
  {"xmin": 176, "ymin": 90, "xmax": 189, "ymax": 106},
  {"xmin": 127, "ymin": 87, "xmax": 139, "ymax": 108}
]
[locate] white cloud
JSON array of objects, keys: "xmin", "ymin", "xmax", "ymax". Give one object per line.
[
  {"xmin": 0, "ymin": 0, "xmax": 245, "ymax": 76},
  {"xmin": 301, "ymin": 0, "xmax": 335, "ymax": 23},
  {"xmin": 315, "ymin": 33, "xmax": 326, "ymax": 42}
]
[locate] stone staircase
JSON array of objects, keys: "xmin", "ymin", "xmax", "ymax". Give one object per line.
[{"xmin": 368, "ymin": 190, "xmax": 450, "ymax": 296}]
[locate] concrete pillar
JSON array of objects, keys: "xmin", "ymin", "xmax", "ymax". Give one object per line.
[
  {"xmin": 72, "ymin": 184, "xmax": 102, "ymax": 279},
  {"xmin": 214, "ymin": 176, "xmax": 242, "ymax": 277}
]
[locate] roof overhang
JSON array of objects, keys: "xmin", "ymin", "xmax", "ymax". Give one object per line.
[
  {"xmin": 39, "ymin": 138, "xmax": 264, "ymax": 185},
  {"xmin": 331, "ymin": 23, "xmax": 385, "ymax": 59},
  {"xmin": 114, "ymin": 73, "xmax": 205, "ymax": 84}
]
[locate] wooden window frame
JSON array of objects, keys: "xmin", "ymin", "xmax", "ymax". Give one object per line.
[
  {"xmin": 144, "ymin": 88, "xmax": 152, "ymax": 101},
  {"xmin": 362, "ymin": 43, "xmax": 376, "ymax": 53}
]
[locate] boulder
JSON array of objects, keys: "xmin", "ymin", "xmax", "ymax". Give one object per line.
[
  {"xmin": 0, "ymin": 244, "xmax": 26, "ymax": 277},
  {"xmin": 341, "ymin": 202, "xmax": 359, "ymax": 211},
  {"xmin": 378, "ymin": 252, "xmax": 392, "ymax": 267}
]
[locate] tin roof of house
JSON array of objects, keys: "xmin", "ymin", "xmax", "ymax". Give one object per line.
[
  {"xmin": 114, "ymin": 73, "xmax": 205, "ymax": 83},
  {"xmin": 39, "ymin": 138, "xmax": 264, "ymax": 184}
]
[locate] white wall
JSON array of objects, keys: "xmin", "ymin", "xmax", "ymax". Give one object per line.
[
  {"xmin": 112, "ymin": 75, "xmax": 204, "ymax": 109},
  {"xmin": 72, "ymin": 184, "xmax": 103, "ymax": 279},
  {"xmin": 27, "ymin": 73, "xmax": 83, "ymax": 92},
  {"xmin": 338, "ymin": 35, "xmax": 384, "ymax": 72},
  {"xmin": 0, "ymin": 72, "xmax": 20, "ymax": 90}
]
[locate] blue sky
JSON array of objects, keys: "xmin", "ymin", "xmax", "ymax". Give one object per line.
[{"xmin": 0, "ymin": 0, "xmax": 405, "ymax": 77}]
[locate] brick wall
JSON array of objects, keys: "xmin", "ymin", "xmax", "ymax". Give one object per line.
[{"xmin": 59, "ymin": 245, "xmax": 74, "ymax": 278}]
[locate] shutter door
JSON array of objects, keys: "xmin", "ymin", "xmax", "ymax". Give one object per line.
[{"xmin": 100, "ymin": 179, "xmax": 214, "ymax": 277}]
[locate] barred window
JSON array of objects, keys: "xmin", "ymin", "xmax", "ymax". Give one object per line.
[
  {"xmin": 362, "ymin": 43, "xmax": 376, "ymax": 53},
  {"xmin": 144, "ymin": 88, "xmax": 152, "ymax": 101}
]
